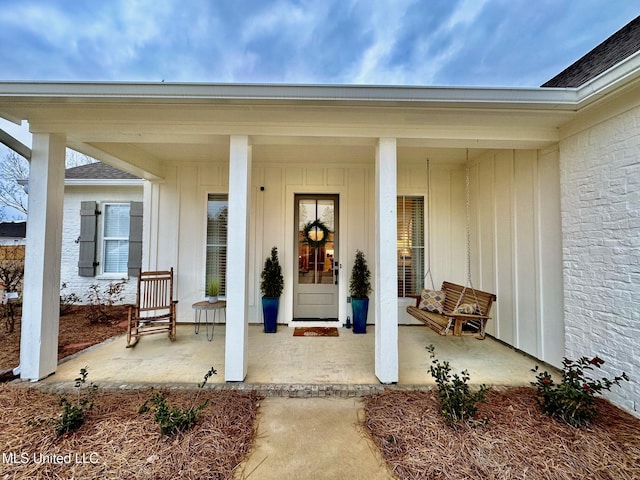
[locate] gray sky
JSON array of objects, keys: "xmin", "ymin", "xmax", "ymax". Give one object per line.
[
  {"xmin": 0, "ymin": 0, "xmax": 638, "ymax": 87},
  {"xmin": 0, "ymin": 1, "xmax": 639, "ymax": 149}
]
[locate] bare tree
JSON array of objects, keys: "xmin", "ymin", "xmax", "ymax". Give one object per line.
[
  {"xmin": 0, "ymin": 245, "xmax": 25, "ymax": 333},
  {"xmin": 0, "ymin": 148, "xmax": 96, "ymax": 219},
  {"xmin": 66, "ymin": 149, "xmax": 97, "ymax": 168},
  {"xmin": 0, "ymin": 151, "xmax": 28, "ymax": 218}
]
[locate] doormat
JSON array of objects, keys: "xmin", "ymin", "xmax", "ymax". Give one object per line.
[{"xmin": 293, "ymin": 327, "xmax": 339, "ymax": 337}]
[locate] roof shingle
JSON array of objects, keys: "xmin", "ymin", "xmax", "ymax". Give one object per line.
[
  {"xmin": 0, "ymin": 222, "xmax": 26, "ymax": 238},
  {"xmin": 542, "ymin": 16, "xmax": 640, "ymax": 88},
  {"xmin": 65, "ymin": 162, "xmax": 139, "ymax": 180}
]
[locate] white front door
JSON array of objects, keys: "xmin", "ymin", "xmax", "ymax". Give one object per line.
[{"xmin": 293, "ymin": 194, "xmax": 339, "ymax": 321}]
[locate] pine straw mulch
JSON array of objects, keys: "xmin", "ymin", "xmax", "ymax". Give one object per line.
[
  {"xmin": 0, "ymin": 383, "xmax": 260, "ymax": 480},
  {"xmin": 363, "ymin": 388, "xmax": 640, "ymax": 480},
  {"xmin": 0, "ymin": 305, "xmax": 128, "ymax": 372}
]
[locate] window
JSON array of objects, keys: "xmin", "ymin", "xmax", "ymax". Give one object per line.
[
  {"xmin": 78, "ymin": 200, "xmax": 142, "ymax": 278},
  {"xmin": 206, "ymin": 194, "xmax": 228, "ymax": 295},
  {"xmin": 397, "ymin": 196, "xmax": 425, "ymax": 297},
  {"xmin": 102, "ymin": 203, "xmax": 130, "ymax": 274}
]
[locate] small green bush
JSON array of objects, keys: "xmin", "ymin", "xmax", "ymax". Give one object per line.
[
  {"xmin": 55, "ymin": 367, "xmax": 98, "ymax": 436},
  {"xmin": 427, "ymin": 345, "xmax": 487, "ymax": 427},
  {"xmin": 140, "ymin": 367, "xmax": 217, "ymax": 436},
  {"xmin": 532, "ymin": 356, "xmax": 629, "ymax": 427}
]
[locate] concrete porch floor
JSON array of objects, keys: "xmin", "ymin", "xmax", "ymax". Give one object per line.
[{"xmin": 43, "ymin": 324, "xmax": 540, "ymax": 387}]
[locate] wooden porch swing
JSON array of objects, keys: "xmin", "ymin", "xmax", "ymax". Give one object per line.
[{"xmin": 406, "ymin": 154, "xmax": 496, "ymax": 339}]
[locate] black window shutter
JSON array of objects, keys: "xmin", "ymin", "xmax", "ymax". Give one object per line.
[
  {"xmin": 128, "ymin": 201, "xmax": 143, "ymax": 277},
  {"xmin": 78, "ymin": 201, "xmax": 98, "ymax": 277}
]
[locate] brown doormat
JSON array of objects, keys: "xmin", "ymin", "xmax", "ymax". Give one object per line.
[{"xmin": 293, "ymin": 327, "xmax": 339, "ymax": 337}]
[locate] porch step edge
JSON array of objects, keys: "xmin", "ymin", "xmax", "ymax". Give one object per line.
[{"xmin": 29, "ymin": 381, "xmax": 439, "ymax": 397}]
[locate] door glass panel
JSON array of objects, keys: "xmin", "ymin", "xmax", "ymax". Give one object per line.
[{"xmin": 298, "ymin": 198, "xmax": 335, "ymax": 285}]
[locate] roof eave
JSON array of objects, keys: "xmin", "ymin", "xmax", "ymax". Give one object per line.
[
  {"xmin": 0, "ymin": 82, "xmax": 580, "ymax": 111},
  {"xmin": 575, "ymin": 50, "xmax": 640, "ymax": 107},
  {"xmin": 64, "ymin": 179, "xmax": 144, "ymax": 187}
]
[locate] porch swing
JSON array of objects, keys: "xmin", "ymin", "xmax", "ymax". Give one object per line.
[{"xmin": 406, "ymin": 153, "xmax": 496, "ymax": 339}]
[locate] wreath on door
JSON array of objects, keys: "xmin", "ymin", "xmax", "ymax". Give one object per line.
[{"xmin": 302, "ymin": 220, "xmax": 331, "ymax": 248}]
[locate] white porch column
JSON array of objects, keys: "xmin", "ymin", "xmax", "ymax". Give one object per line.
[
  {"xmin": 375, "ymin": 137, "xmax": 399, "ymax": 383},
  {"xmin": 19, "ymin": 133, "xmax": 66, "ymax": 380},
  {"xmin": 225, "ymin": 135, "xmax": 251, "ymax": 381}
]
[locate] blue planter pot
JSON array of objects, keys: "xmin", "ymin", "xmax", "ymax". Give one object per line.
[
  {"xmin": 351, "ymin": 297, "xmax": 369, "ymax": 334},
  {"xmin": 262, "ymin": 297, "xmax": 279, "ymax": 333}
]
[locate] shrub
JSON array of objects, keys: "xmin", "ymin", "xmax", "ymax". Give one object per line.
[
  {"xmin": 140, "ymin": 367, "xmax": 217, "ymax": 436},
  {"xmin": 427, "ymin": 345, "xmax": 487, "ymax": 427},
  {"xmin": 260, "ymin": 247, "xmax": 284, "ymax": 298},
  {"xmin": 60, "ymin": 282, "xmax": 81, "ymax": 315},
  {"xmin": 0, "ymin": 245, "xmax": 24, "ymax": 333},
  {"xmin": 349, "ymin": 249, "xmax": 371, "ymax": 299},
  {"xmin": 531, "ymin": 356, "xmax": 629, "ymax": 427},
  {"xmin": 55, "ymin": 367, "xmax": 98, "ymax": 436},
  {"xmin": 85, "ymin": 281, "xmax": 126, "ymax": 324}
]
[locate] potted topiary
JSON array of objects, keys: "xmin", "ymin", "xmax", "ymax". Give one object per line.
[
  {"xmin": 349, "ymin": 249, "xmax": 371, "ymax": 334},
  {"xmin": 260, "ymin": 246, "xmax": 284, "ymax": 333},
  {"xmin": 206, "ymin": 279, "xmax": 220, "ymax": 303}
]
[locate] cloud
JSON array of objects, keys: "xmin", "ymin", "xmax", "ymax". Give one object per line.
[{"xmin": 0, "ymin": 0, "xmax": 637, "ymax": 85}]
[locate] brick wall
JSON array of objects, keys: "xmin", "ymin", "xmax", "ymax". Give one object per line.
[
  {"xmin": 559, "ymin": 106, "xmax": 640, "ymax": 416},
  {"xmin": 61, "ymin": 186, "xmax": 143, "ymax": 305}
]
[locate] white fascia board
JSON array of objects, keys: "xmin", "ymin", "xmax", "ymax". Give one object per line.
[
  {"xmin": 0, "ymin": 82, "xmax": 579, "ymax": 110},
  {"xmin": 575, "ymin": 50, "xmax": 640, "ymax": 107},
  {"xmin": 64, "ymin": 179, "xmax": 144, "ymax": 187}
]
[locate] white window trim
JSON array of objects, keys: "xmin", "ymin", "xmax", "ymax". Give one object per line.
[
  {"xmin": 100, "ymin": 202, "xmax": 130, "ymax": 276},
  {"xmin": 203, "ymin": 192, "xmax": 229, "ymax": 298},
  {"xmin": 397, "ymin": 193, "xmax": 426, "ymax": 297}
]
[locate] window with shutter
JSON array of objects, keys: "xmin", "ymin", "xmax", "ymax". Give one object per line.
[
  {"xmin": 397, "ymin": 196, "xmax": 425, "ymax": 297},
  {"xmin": 206, "ymin": 194, "xmax": 228, "ymax": 295}
]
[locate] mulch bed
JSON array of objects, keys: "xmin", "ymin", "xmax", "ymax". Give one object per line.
[
  {"xmin": 0, "ymin": 384, "xmax": 259, "ymax": 479},
  {"xmin": 0, "ymin": 305, "xmax": 128, "ymax": 373},
  {"xmin": 363, "ymin": 388, "xmax": 640, "ymax": 480},
  {"xmin": 0, "ymin": 305, "xmax": 261, "ymax": 479}
]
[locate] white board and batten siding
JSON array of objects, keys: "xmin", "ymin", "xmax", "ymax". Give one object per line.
[{"xmin": 471, "ymin": 149, "xmax": 564, "ymax": 368}]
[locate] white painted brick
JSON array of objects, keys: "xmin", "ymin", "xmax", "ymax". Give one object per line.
[
  {"xmin": 61, "ymin": 186, "xmax": 143, "ymax": 305},
  {"xmin": 560, "ymin": 105, "xmax": 640, "ymax": 417}
]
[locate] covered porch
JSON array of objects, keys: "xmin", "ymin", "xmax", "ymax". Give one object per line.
[
  {"xmin": 43, "ymin": 324, "xmax": 538, "ymax": 387},
  {"xmin": 0, "ymin": 83, "xmax": 571, "ymax": 387}
]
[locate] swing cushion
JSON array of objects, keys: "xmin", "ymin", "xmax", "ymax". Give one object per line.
[
  {"xmin": 455, "ymin": 302, "xmax": 479, "ymax": 315},
  {"xmin": 419, "ymin": 289, "xmax": 445, "ymax": 314}
]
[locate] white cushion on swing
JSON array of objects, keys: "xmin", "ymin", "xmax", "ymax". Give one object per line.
[
  {"xmin": 419, "ymin": 289, "xmax": 445, "ymax": 314},
  {"xmin": 455, "ymin": 303, "xmax": 480, "ymax": 315}
]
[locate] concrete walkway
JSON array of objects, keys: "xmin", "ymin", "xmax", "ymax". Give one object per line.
[
  {"xmin": 39, "ymin": 325, "xmax": 546, "ymax": 479},
  {"xmin": 234, "ymin": 397, "xmax": 395, "ymax": 480}
]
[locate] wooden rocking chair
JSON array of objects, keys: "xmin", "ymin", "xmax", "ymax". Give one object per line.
[{"xmin": 127, "ymin": 268, "xmax": 177, "ymax": 348}]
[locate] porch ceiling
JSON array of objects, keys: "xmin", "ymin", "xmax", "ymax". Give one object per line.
[{"xmin": 0, "ymin": 82, "xmax": 581, "ymax": 178}]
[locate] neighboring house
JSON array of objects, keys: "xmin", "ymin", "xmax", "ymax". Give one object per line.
[
  {"xmin": 0, "ymin": 17, "xmax": 638, "ymax": 416},
  {"xmin": 61, "ymin": 162, "xmax": 144, "ymax": 304},
  {"xmin": 0, "ymin": 221, "xmax": 26, "ymax": 296},
  {"xmin": 0, "ymin": 221, "xmax": 26, "ymax": 246}
]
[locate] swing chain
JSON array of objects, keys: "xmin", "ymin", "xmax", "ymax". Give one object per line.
[
  {"xmin": 452, "ymin": 149, "xmax": 481, "ymax": 316},
  {"xmin": 424, "ymin": 158, "xmax": 436, "ymax": 291}
]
